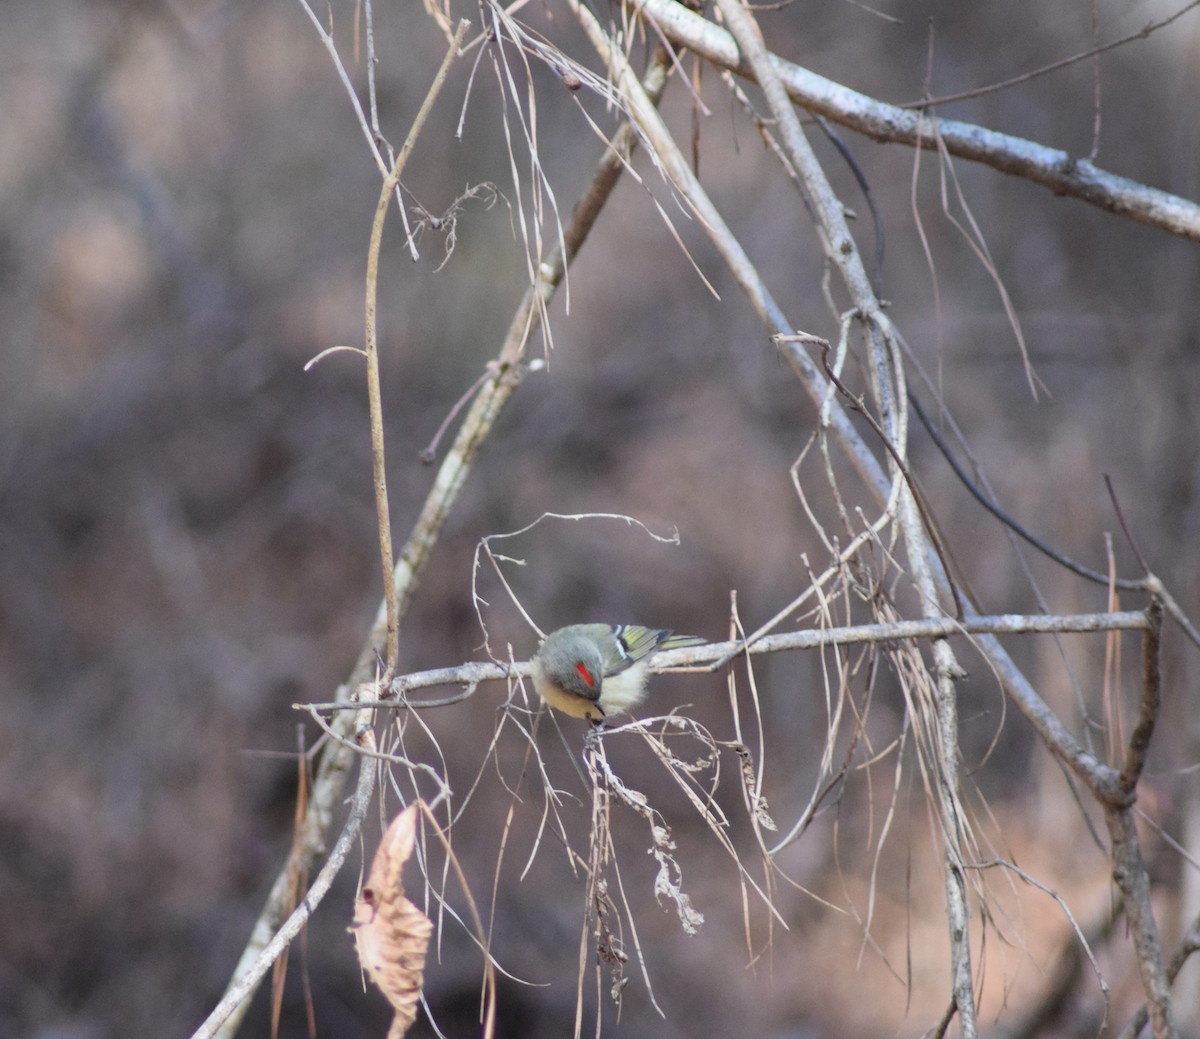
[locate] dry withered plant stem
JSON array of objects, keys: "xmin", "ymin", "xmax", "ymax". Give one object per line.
[
  {"xmin": 191, "ymin": 32, "xmax": 676, "ymax": 1039},
  {"xmin": 195, "ymin": 20, "xmax": 469, "ymax": 1037},
  {"xmin": 566, "ymin": 1, "xmax": 1187, "ymax": 1034},
  {"xmin": 193, "ymin": 1, "xmax": 1200, "ymax": 1037}
]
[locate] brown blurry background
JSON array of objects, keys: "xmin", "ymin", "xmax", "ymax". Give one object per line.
[{"xmin": 2, "ymin": 1, "xmax": 1199, "ymax": 1037}]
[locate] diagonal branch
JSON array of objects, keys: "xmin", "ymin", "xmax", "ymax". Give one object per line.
[
  {"xmin": 198, "ymin": 43, "xmax": 677, "ymax": 1039},
  {"xmin": 708, "ymin": 0, "xmax": 976, "ymax": 1028},
  {"xmin": 632, "ymin": 0, "xmax": 1200, "ymax": 242},
  {"xmin": 577, "ymin": 0, "xmax": 1138, "ymax": 849},
  {"xmin": 191, "ymin": 715, "xmax": 379, "ymax": 1039}
]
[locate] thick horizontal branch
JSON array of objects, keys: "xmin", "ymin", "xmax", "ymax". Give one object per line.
[
  {"xmin": 633, "ymin": 0, "xmax": 1200, "ymax": 242},
  {"xmin": 322, "ymin": 610, "xmax": 1149, "ymax": 706}
]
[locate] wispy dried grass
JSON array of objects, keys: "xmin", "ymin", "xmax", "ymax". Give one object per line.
[{"xmin": 192, "ymin": 3, "xmax": 1200, "ymax": 1039}]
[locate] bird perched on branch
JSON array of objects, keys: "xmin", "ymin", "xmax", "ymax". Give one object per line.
[{"xmin": 531, "ymin": 623, "xmax": 705, "ymax": 722}]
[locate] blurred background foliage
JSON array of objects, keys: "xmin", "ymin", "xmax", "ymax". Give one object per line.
[{"xmin": 1, "ymin": 1, "xmax": 1198, "ymax": 1037}]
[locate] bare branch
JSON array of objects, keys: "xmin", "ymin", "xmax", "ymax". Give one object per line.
[
  {"xmin": 906, "ymin": 0, "xmax": 1200, "ymax": 110},
  {"xmin": 568, "ymin": 0, "xmax": 891, "ymax": 498},
  {"xmin": 364, "ymin": 20, "xmax": 470, "ymax": 673},
  {"xmin": 631, "ymin": 0, "xmax": 1200, "ymax": 242},
  {"xmin": 1106, "ymin": 806, "xmax": 1177, "ymax": 1038},
  {"xmin": 192, "ymin": 711, "xmax": 380, "ymax": 1039},
  {"xmin": 204, "ymin": 33, "xmax": 679, "ymax": 1039},
  {"xmin": 709, "ymin": 0, "xmax": 975, "ymax": 1023},
  {"xmin": 1099, "ymin": 600, "xmax": 1173, "ymax": 1038},
  {"xmin": 289, "ymin": 611, "xmax": 1155, "ymax": 709},
  {"xmin": 1119, "ymin": 600, "xmax": 1164, "ymax": 799}
]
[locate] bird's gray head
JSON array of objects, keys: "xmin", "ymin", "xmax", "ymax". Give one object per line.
[{"xmin": 539, "ymin": 629, "xmax": 606, "ymax": 699}]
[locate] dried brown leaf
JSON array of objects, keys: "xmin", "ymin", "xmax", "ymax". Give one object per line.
[{"xmin": 352, "ymin": 805, "xmax": 433, "ymax": 1039}]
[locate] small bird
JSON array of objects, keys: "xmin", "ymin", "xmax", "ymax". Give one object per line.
[{"xmin": 530, "ymin": 623, "xmax": 705, "ymax": 722}]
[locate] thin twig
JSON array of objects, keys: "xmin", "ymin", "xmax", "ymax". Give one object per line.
[
  {"xmin": 910, "ymin": 390, "xmax": 1145, "ymax": 590},
  {"xmin": 364, "ymin": 20, "xmax": 469, "ymax": 672},
  {"xmin": 904, "ymin": 0, "xmax": 1200, "ymax": 110},
  {"xmin": 203, "ymin": 26, "xmax": 469, "ymax": 1033},
  {"xmin": 204, "ymin": 39, "xmax": 678, "ymax": 1037},
  {"xmin": 294, "ymin": 0, "xmax": 392, "ymax": 179}
]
